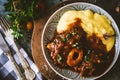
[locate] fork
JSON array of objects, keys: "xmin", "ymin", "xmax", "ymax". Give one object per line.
[
  {"xmin": 0, "ymin": 32, "xmax": 26, "ymax": 80},
  {"xmin": 0, "ymin": 16, "xmax": 36, "ymax": 80}
]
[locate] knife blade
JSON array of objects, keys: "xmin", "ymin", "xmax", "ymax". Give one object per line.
[{"xmin": 0, "ymin": 32, "xmax": 26, "ymax": 80}]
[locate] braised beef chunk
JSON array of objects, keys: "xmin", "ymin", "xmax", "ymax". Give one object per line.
[{"xmin": 47, "ymin": 21, "xmax": 115, "ymax": 77}]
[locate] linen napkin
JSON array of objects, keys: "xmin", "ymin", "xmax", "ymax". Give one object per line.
[{"xmin": 0, "ymin": 34, "xmax": 42, "ymax": 80}]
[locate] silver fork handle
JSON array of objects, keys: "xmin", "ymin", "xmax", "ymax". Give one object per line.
[
  {"xmin": 6, "ymin": 51, "xmax": 26, "ymax": 80},
  {"xmin": 13, "ymin": 42, "xmax": 36, "ymax": 80}
]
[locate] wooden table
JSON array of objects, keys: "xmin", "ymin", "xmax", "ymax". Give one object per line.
[{"xmin": 31, "ymin": 0, "xmax": 120, "ymax": 80}]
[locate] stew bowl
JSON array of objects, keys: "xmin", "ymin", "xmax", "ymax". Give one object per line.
[{"xmin": 41, "ymin": 2, "xmax": 120, "ymax": 80}]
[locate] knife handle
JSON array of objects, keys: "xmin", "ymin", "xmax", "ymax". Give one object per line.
[
  {"xmin": 6, "ymin": 51, "xmax": 26, "ymax": 80},
  {"xmin": 13, "ymin": 42, "xmax": 36, "ymax": 80}
]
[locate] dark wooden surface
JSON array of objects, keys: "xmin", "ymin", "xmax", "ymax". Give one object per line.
[{"xmin": 31, "ymin": 0, "xmax": 120, "ymax": 80}]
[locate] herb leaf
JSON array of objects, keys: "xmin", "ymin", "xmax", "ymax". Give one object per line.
[
  {"xmin": 84, "ymin": 50, "xmax": 92, "ymax": 62},
  {"xmin": 57, "ymin": 54, "xmax": 62, "ymax": 63}
]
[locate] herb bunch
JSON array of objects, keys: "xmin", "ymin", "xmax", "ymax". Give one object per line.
[{"xmin": 4, "ymin": 0, "xmax": 35, "ymax": 39}]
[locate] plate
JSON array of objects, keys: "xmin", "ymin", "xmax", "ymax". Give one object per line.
[{"xmin": 41, "ymin": 2, "xmax": 120, "ymax": 80}]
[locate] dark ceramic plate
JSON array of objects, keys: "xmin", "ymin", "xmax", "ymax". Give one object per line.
[{"xmin": 41, "ymin": 2, "xmax": 120, "ymax": 80}]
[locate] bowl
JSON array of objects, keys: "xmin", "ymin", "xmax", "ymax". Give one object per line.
[{"xmin": 41, "ymin": 2, "xmax": 120, "ymax": 80}]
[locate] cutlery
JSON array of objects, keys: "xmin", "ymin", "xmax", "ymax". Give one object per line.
[
  {"xmin": 0, "ymin": 16, "xmax": 36, "ymax": 80},
  {"xmin": 0, "ymin": 32, "xmax": 26, "ymax": 80}
]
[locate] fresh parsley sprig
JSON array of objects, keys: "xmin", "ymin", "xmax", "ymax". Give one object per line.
[{"xmin": 4, "ymin": 0, "xmax": 35, "ymax": 39}]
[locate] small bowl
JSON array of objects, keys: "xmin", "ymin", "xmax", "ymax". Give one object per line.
[{"xmin": 41, "ymin": 2, "xmax": 120, "ymax": 80}]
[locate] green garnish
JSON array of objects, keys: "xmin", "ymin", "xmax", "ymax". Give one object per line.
[
  {"xmin": 72, "ymin": 42, "xmax": 79, "ymax": 47},
  {"xmin": 84, "ymin": 55, "xmax": 90, "ymax": 62},
  {"xmin": 84, "ymin": 50, "xmax": 92, "ymax": 62},
  {"xmin": 72, "ymin": 42, "xmax": 82, "ymax": 49},
  {"xmin": 71, "ymin": 32, "xmax": 77, "ymax": 35},
  {"xmin": 61, "ymin": 38, "xmax": 66, "ymax": 42},
  {"xmin": 61, "ymin": 33, "xmax": 71, "ymax": 42},
  {"xmin": 66, "ymin": 34, "xmax": 71, "ymax": 41},
  {"xmin": 57, "ymin": 54, "xmax": 62, "ymax": 63}
]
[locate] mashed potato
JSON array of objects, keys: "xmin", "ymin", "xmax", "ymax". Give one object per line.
[{"xmin": 57, "ymin": 10, "xmax": 115, "ymax": 52}]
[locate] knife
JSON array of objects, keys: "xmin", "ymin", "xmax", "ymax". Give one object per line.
[{"xmin": 0, "ymin": 33, "xmax": 26, "ymax": 80}]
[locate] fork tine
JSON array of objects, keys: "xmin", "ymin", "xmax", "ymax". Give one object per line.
[
  {"xmin": 0, "ymin": 16, "xmax": 11, "ymax": 31},
  {"xmin": 0, "ymin": 17, "xmax": 8, "ymax": 31},
  {"xmin": 1, "ymin": 16, "xmax": 10, "ymax": 28},
  {"xmin": 0, "ymin": 18, "xmax": 7, "ymax": 32}
]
